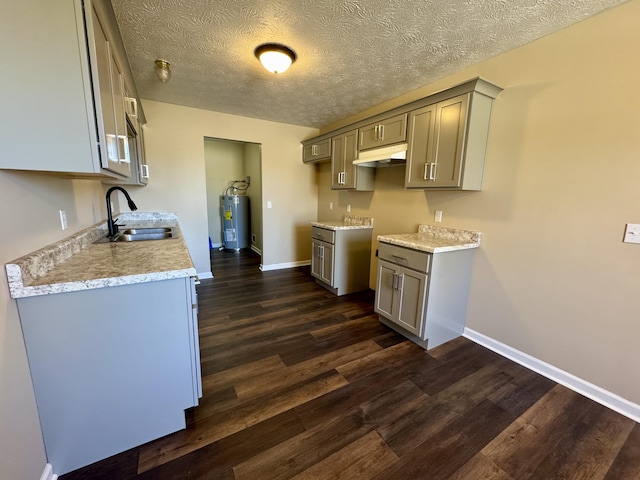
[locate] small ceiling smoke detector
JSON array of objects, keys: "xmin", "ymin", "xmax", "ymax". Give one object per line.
[
  {"xmin": 154, "ymin": 59, "xmax": 171, "ymax": 83},
  {"xmin": 254, "ymin": 43, "xmax": 296, "ymax": 74}
]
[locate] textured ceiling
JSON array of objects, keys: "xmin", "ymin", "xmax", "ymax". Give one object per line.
[{"xmin": 111, "ymin": 0, "xmax": 628, "ymax": 128}]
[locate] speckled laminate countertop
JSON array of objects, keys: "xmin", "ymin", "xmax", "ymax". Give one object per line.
[
  {"xmin": 6, "ymin": 212, "xmax": 197, "ymax": 299},
  {"xmin": 312, "ymin": 215, "xmax": 374, "ymax": 230},
  {"xmin": 378, "ymin": 225, "xmax": 481, "ymax": 253}
]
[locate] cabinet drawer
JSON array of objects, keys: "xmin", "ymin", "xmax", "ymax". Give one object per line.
[
  {"xmin": 312, "ymin": 226, "xmax": 336, "ymax": 244},
  {"xmin": 378, "ymin": 242, "xmax": 430, "ymax": 273}
]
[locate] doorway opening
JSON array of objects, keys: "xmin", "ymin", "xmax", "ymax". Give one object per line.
[{"xmin": 203, "ymin": 137, "xmax": 263, "ymax": 266}]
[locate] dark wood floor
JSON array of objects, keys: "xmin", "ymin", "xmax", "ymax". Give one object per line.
[{"xmin": 62, "ymin": 249, "xmax": 640, "ymax": 479}]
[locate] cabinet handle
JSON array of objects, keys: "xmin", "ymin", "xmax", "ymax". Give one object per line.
[
  {"xmin": 319, "ymin": 245, "xmax": 324, "ymax": 259},
  {"xmin": 392, "ymin": 273, "xmax": 397, "ymax": 290},
  {"xmin": 423, "ymin": 163, "xmax": 429, "ymax": 181},
  {"xmin": 140, "ymin": 164, "xmax": 149, "ymax": 179},
  {"xmin": 429, "ymin": 162, "xmax": 437, "ymax": 181},
  {"xmin": 312, "ymin": 144, "xmax": 318, "ymax": 156},
  {"xmin": 391, "ymin": 254, "xmax": 408, "ymax": 263},
  {"xmin": 379, "ymin": 124, "xmax": 384, "ymax": 141},
  {"xmin": 397, "ymin": 273, "xmax": 404, "ymax": 292},
  {"xmin": 374, "ymin": 125, "xmax": 379, "ymax": 141}
]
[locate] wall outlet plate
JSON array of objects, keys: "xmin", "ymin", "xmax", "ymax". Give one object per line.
[
  {"xmin": 434, "ymin": 210, "xmax": 443, "ymax": 222},
  {"xmin": 623, "ymin": 223, "xmax": 640, "ymax": 244}
]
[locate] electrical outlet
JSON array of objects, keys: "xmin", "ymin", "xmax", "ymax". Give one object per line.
[
  {"xmin": 623, "ymin": 223, "xmax": 640, "ymax": 244},
  {"xmin": 59, "ymin": 210, "xmax": 68, "ymax": 230},
  {"xmin": 434, "ymin": 211, "xmax": 443, "ymax": 223},
  {"xmin": 347, "ymin": 204, "xmax": 351, "ymax": 213},
  {"xmin": 267, "ymin": 201, "xmax": 272, "ymax": 209},
  {"xmin": 329, "ymin": 202, "xmax": 333, "ymax": 210}
]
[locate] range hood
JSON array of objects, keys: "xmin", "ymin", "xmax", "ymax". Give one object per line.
[{"xmin": 352, "ymin": 143, "xmax": 408, "ymax": 168}]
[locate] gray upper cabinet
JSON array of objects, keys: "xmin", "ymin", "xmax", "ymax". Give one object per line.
[
  {"xmin": 358, "ymin": 113, "xmax": 408, "ymax": 151},
  {"xmin": 0, "ymin": 0, "xmax": 144, "ymax": 179},
  {"xmin": 303, "ymin": 138, "xmax": 331, "ymax": 163},
  {"xmin": 88, "ymin": 4, "xmax": 130, "ymax": 178},
  {"xmin": 405, "ymin": 91, "xmax": 494, "ymax": 190},
  {"xmin": 302, "ymin": 78, "xmax": 501, "ymax": 192},
  {"xmin": 331, "ymin": 129, "xmax": 374, "ymax": 191}
]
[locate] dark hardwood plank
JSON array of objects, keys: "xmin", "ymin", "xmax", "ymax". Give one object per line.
[
  {"xmin": 604, "ymin": 422, "xmax": 640, "ymax": 480},
  {"xmin": 373, "ymin": 399, "xmax": 517, "ymax": 479},
  {"xmin": 290, "ymin": 430, "xmax": 398, "ymax": 480},
  {"xmin": 137, "ymin": 370, "xmax": 348, "ymax": 472},
  {"xmin": 136, "ymin": 410, "xmax": 306, "ymax": 480}
]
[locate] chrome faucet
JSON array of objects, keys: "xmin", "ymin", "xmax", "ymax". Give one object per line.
[{"xmin": 106, "ymin": 186, "xmax": 138, "ymax": 238}]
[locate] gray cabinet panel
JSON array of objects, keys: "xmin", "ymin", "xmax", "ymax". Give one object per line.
[
  {"xmin": 0, "ymin": 0, "xmax": 142, "ymax": 179},
  {"xmin": 405, "ymin": 91, "xmax": 494, "ymax": 191},
  {"xmin": 375, "ymin": 242, "xmax": 475, "ymax": 350},
  {"xmin": 359, "ymin": 113, "xmax": 408, "ymax": 151},
  {"xmin": 331, "ymin": 130, "xmax": 374, "ymax": 191},
  {"xmin": 396, "ymin": 268, "xmax": 427, "ymax": 336},
  {"xmin": 303, "ymin": 138, "xmax": 331, "ymax": 163},
  {"xmin": 375, "ymin": 259, "xmax": 426, "ymax": 337},
  {"xmin": 16, "ymin": 277, "xmax": 200, "ymax": 475},
  {"xmin": 311, "ymin": 227, "xmax": 372, "ymax": 296}
]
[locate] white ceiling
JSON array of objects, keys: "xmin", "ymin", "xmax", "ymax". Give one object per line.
[{"xmin": 111, "ymin": 0, "xmax": 628, "ymax": 129}]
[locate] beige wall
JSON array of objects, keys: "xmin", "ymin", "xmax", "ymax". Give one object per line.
[
  {"xmin": 316, "ymin": 1, "xmax": 640, "ymax": 404},
  {"xmin": 0, "ymin": 172, "xmax": 106, "ymax": 479},
  {"xmin": 133, "ymin": 101, "xmax": 318, "ymax": 273}
]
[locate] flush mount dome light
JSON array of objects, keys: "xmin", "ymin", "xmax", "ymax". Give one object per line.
[
  {"xmin": 154, "ymin": 59, "xmax": 171, "ymax": 83},
  {"xmin": 254, "ymin": 43, "xmax": 296, "ymax": 74}
]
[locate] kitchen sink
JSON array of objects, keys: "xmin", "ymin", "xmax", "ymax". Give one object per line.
[{"xmin": 94, "ymin": 227, "xmax": 177, "ymax": 243}]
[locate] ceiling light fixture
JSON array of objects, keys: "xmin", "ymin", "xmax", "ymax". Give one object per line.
[
  {"xmin": 154, "ymin": 59, "xmax": 171, "ymax": 83},
  {"xmin": 254, "ymin": 43, "xmax": 296, "ymax": 74}
]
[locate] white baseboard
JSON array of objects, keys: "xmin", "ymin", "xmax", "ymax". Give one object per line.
[
  {"xmin": 197, "ymin": 271, "xmax": 213, "ymax": 280},
  {"xmin": 210, "ymin": 242, "xmax": 223, "ymax": 248},
  {"xmin": 251, "ymin": 244, "xmax": 262, "ymax": 256},
  {"xmin": 260, "ymin": 260, "xmax": 311, "ymax": 271},
  {"xmin": 40, "ymin": 463, "xmax": 58, "ymax": 480},
  {"xmin": 464, "ymin": 328, "xmax": 640, "ymax": 423}
]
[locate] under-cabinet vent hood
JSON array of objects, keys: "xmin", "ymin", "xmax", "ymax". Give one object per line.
[{"xmin": 352, "ymin": 143, "xmax": 408, "ymax": 168}]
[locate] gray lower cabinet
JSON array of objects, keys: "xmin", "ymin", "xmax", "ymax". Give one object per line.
[
  {"xmin": 375, "ymin": 242, "xmax": 475, "ymax": 349},
  {"xmin": 16, "ymin": 277, "xmax": 201, "ymax": 475},
  {"xmin": 311, "ymin": 226, "xmax": 372, "ymax": 295},
  {"xmin": 405, "ymin": 91, "xmax": 494, "ymax": 190},
  {"xmin": 331, "ymin": 129, "xmax": 374, "ymax": 191},
  {"xmin": 376, "ymin": 260, "xmax": 428, "ymax": 337}
]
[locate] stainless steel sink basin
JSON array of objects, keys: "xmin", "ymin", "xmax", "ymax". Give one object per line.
[{"xmin": 94, "ymin": 227, "xmax": 177, "ymax": 243}]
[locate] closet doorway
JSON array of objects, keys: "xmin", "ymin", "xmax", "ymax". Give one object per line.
[{"xmin": 204, "ymin": 137, "xmax": 263, "ymax": 257}]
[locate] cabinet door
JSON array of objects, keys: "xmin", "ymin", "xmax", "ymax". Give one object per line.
[
  {"xmin": 321, "ymin": 242, "xmax": 334, "ymax": 286},
  {"xmin": 396, "ymin": 268, "xmax": 428, "ymax": 337},
  {"xmin": 375, "ymin": 260, "xmax": 397, "ymax": 320},
  {"xmin": 430, "ymin": 94, "xmax": 469, "ymax": 188},
  {"xmin": 404, "ymin": 104, "xmax": 437, "ymax": 188},
  {"xmin": 359, "ymin": 113, "xmax": 408, "ymax": 151},
  {"xmin": 89, "ymin": 6, "xmax": 130, "ymax": 177},
  {"xmin": 331, "ymin": 129, "xmax": 358, "ymax": 190},
  {"xmin": 303, "ymin": 138, "xmax": 331, "ymax": 163},
  {"xmin": 311, "ymin": 240, "xmax": 323, "ymax": 279}
]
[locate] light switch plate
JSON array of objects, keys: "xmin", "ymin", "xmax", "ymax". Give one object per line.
[
  {"xmin": 623, "ymin": 223, "xmax": 640, "ymax": 244},
  {"xmin": 434, "ymin": 210, "xmax": 443, "ymax": 223}
]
